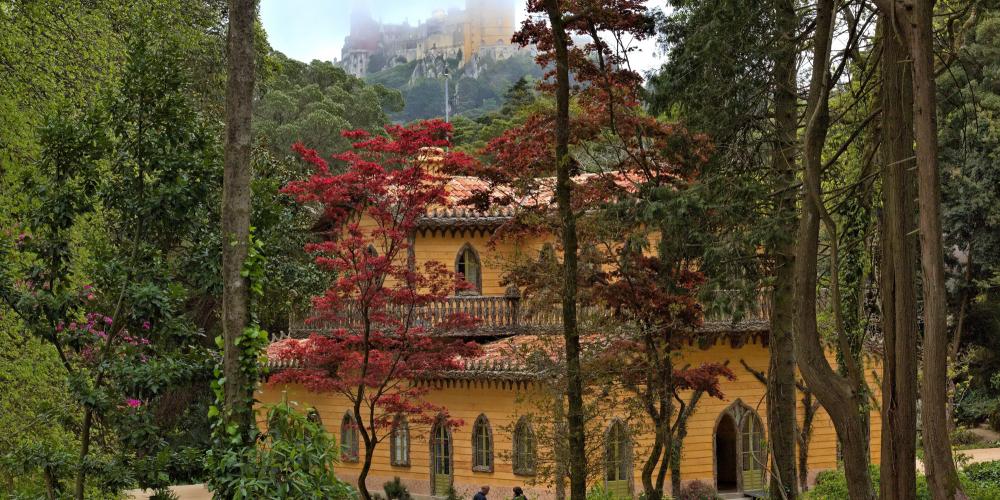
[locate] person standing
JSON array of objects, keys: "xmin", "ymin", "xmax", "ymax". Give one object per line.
[
  {"xmin": 473, "ymin": 486, "xmax": 490, "ymax": 500},
  {"xmin": 512, "ymin": 486, "xmax": 527, "ymax": 500}
]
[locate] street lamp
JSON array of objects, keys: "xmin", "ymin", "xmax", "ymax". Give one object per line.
[{"xmin": 444, "ymin": 67, "xmax": 451, "ymax": 123}]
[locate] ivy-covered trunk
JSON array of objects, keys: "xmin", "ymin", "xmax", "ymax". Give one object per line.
[
  {"xmin": 766, "ymin": 0, "xmax": 800, "ymax": 497},
  {"xmin": 220, "ymin": 0, "xmax": 256, "ymax": 445},
  {"xmin": 794, "ymin": 0, "xmax": 875, "ymax": 498}
]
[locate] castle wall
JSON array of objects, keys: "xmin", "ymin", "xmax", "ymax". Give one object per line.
[{"xmin": 340, "ymin": 0, "xmax": 516, "ymax": 76}]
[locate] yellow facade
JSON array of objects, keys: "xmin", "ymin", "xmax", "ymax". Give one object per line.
[
  {"xmin": 259, "ymin": 342, "xmax": 882, "ymax": 499},
  {"xmin": 263, "ymin": 179, "xmax": 883, "ymax": 498},
  {"xmin": 462, "ymin": 0, "xmax": 516, "ymax": 65}
]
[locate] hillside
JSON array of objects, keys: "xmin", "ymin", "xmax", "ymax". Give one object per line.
[{"xmin": 366, "ymin": 51, "xmax": 544, "ymax": 123}]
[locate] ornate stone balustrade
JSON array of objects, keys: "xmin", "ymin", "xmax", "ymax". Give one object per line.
[{"xmin": 282, "ymin": 288, "xmax": 772, "ymax": 339}]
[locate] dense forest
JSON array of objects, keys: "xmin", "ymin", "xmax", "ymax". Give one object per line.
[{"xmin": 1, "ymin": 0, "xmax": 1000, "ymax": 499}]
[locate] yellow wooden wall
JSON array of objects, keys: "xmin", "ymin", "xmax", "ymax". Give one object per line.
[{"xmin": 256, "ymin": 341, "xmax": 882, "ymax": 499}]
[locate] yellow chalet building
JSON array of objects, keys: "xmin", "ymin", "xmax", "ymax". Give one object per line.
[{"xmin": 258, "ymin": 174, "xmax": 882, "ymax": 500}]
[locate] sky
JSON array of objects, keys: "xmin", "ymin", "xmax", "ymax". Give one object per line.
[{"xmin": 259, "ymin": 0, "xmax": 664, "ymax": 75}]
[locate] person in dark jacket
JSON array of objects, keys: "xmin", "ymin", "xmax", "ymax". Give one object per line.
[
  {"xmin": 512, "ymin": 486, "xmax": 527, "ymax": 500},
  {"xmin": 473, "ymin": 486, "xmax": 490, "ymax": 500}
]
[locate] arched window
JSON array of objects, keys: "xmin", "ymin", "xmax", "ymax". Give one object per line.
[
  {"xmin": 390, "ymin": 414, "xmax": 410, "ymax": 467},
  {"xmin": 740, "ymin": 410, "xmax": 766, "ymax": 492},
  {"xmin": 341, "ymin": 412, "xmax": 359, "ymax": 462},
  {"xmin": 512, "ymin": 416, "xmax": 536, "ymax": 476},
  {"xmin": 605, "ymin": 420, "xmax": 631, "ymax": 497},
  {"xmin": 471, "ymin": 414, "xmax": 493, "ymax": 472},
  {"xmin": 455, "ymin": 243, "xmax": 482, "ymax": 294},
  {"xmin": 431, "ymin": 416, "xmax": 452, "ymax": 495}
]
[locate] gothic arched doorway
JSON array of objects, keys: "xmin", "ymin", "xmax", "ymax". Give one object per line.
[
  {"xmin": 714, "ymin": 401, "xmax": 767, "ymax": 494},
  {"xmin": 715, "ymin": 412, "xmax": 739, "ymax": 492}
]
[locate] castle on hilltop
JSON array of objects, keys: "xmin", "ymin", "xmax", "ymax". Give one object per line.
[{"xmin": 340, "ymin": 0, "xmax": 518, "ymax": 77}]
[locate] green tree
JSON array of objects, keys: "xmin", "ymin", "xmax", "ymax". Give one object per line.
[{"xmin": 255, "ymin": 53, "xmax": 402, "ymax": 159}]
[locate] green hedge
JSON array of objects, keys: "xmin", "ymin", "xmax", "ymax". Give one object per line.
[{"xmin": 804, "ymin": 462, "xmax": 1000, "ymax": 500}]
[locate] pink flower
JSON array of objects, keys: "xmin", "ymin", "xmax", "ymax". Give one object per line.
[
  {"xmin": 69, "ymin": 322, "xmax": 77, "ymax": 330},
  {"xmin": 56, "ymin": 322, "xmax": 64, "ymax": 332},
  {"xmin": 142, "ymin": 321, "xmax": 151, "ymax": 330},
  {"xmin": 86, "ymin": 293, "xmax": 95, "ymax": 301},
  {"xmin": 103, "ymin": 316, "xmax": 113, "ymax": 325},
  {"xmin": 125, "ymin": 398, "xmax": 142, "ymax": 408}
]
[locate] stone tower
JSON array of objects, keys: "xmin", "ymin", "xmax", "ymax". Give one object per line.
[{"xmin": 462, "ymin": 0, "xmax": 515, "ymax": 65}]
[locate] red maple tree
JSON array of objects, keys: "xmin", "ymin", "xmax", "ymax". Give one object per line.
[
  {"xmin": 447, "ymin": 3, "xmax": 730, "ymax": 499},
  {"xmin": 269, "ymin": 120, "xmax": 480, "ymax": 500}
]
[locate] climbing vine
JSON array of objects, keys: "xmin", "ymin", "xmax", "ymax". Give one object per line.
[{"xmin": 206, "ymin": 229, "xmax": 269, "ymax": 494}]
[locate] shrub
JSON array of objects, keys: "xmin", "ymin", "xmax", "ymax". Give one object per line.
[
  {"xmin": 678, "ymin": 480, "xmax": 719, "ymax": 500},
  {"xmin": 384, "ymin": 476, "xmax": 412, "ymax": 500},
  {"xmin": 965, "ymin": 460, "xmax": 1000, "ymax": 485},
  {"xmin": 951, "ymin": 427, "xmax": 983, "ymax": 446},
  {"xmin": 208, "ymin": 401, "xmax": 355, "ymax": 499},
  {"xmin": 804, "ymin": 464, "xmax": 931, "ymax": 500}
]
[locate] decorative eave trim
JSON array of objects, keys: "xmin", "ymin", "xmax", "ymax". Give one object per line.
[{"xmin": 416, "ymin": 207, "xmax": 514, "ymax": 229}]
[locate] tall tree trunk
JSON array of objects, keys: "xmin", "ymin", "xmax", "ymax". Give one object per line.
[
  {"xmin": 794, "ymin": 1, "xmax": 876, "ymax": 498},
  {"xmin": 878, "ymin": 16, "xmax": 919, "ymax": 500},
  {"xmin": 767, "ymin": 0, "xmax": 800, "ymax": 497},
  {"xmin": 798, "ymin": 389, "xmax": 819, "ymax": 491},
  {"xmin": 221, "ymin": 0, "xmax": 255, "ymax": 441},
  {"xmin": 542, "ymin": 2, "xmax": 586, "ymax": 498},
  {"xmin": 909, "ymin": 0, "xmax": 963, "ymax": 496}
]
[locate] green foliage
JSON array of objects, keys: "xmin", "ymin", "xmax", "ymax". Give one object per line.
[
  {"xmin": 383, "ymin": 476, "xmax": 413, "ymax": 500},
  {"xmin": 585, "ymin": 485, "xmax": 630, "ymax": 500},
  {"xmin": 210, "ymin": 400, "xmax": 355, "ymax": 499},
  {"xmin": 255, "ymin": 52, "xmax": 401, "ymax": 159},
  {"xmin": 206, "ymin": 229, "xmax": 272, "ymax": 496},
  {"xmin": 804, "ymin": 464, "xmax": 928, "ymax": 499},
  {"xmin": 450, "ymin": 77, "xmax": 544, "ymax": 153},
  {"xmin": 804, "ymin": 463, "xmax": 1000, "ymax": 500},
  {"xmin": 0, "ymin": 328, "xmax": 78, "ymax": 495},
  {"xmin": 965, "ymin": 460, "xmax": 1000, "ymax": 486},
  {"xmin": 941, "ymin": 8, "xmax": 1000, "ymax": 421}
]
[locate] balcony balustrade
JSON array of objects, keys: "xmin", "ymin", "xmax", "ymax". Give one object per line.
[{"xmin": 283, "ymin": 288, "xmax": 772, "ymax": 339}]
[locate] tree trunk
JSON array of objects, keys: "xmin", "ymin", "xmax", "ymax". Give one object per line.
[
  {"xmin": 73, "ymin": 408, "xmax": 93, "ymax": 498},
  {"xmin": 877, "ymin": 15, "xmax": 919, "ymax": 500},
  {"xmin": 794, "ymin": 1, "xmax": 876, "ymax": 498},
  {"xmin": 908, "ymin": 0, "xmax": 963, "ymax": 496},
  {"xmin": 543, "ymin": 2, "xmax": 587, "ymax": 498},
  {"xmin": 798, "ymin": 390, "xmax": 818, "ymax": 491},
  {"xmin": 767, "ymin": 0, "xmax": 800, "ymax": 497},
  {"xmin": 221, "ymin": 0, "xmax": 255, "ymax": 441}
]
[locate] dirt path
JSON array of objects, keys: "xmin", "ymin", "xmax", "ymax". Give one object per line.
[
  {"xmin": 125, "ymin": 484, "xmax": 212, "ymax": 500},
  {"xmin": 916, "ymin": 447, "xmax": 1000, "ymax": 473}
]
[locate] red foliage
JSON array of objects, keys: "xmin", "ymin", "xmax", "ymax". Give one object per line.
[{"xmin": 271, "ymin": 120, "xmax": 481, "ymax": 438}]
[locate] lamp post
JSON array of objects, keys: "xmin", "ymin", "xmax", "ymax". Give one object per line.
[{"xmin": 444, "ymin": 67, "xmax": 450, "ymax": 122}]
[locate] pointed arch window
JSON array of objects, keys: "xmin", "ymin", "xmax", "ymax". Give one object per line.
[
  {"xmin": 341, "ymin": 412, "xmax": 359, "ymax": 462},
  {"xmin": 471, "ymin": 414, "xmax": 493, "ymax": 472},
  {"xmin": 390, "ymin": 414, "xmax": 410, "ymax": 467},
  {"xmin": 455, "ymin": 243, "xmax": 482, "ymax": 294},
  {"xmin": 431, "ymin": 416, "xmax": 453, "ymax": 495},
  {"xmin": 605, "ymin": 420, "xmax": 631, "ymax": 497},
  {"xmin": 513, "ymin": 416, "xmax": 536, "ymax": 476}
]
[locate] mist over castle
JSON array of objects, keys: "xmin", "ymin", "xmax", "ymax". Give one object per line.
[{"xmin": 339, "ymin": 0, "xmax": 519, "ymax": 77}]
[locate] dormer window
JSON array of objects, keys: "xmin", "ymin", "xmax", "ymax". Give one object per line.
[{"xmin": 456, "ymin": 243, "xmax": 481, "ymax": 294}]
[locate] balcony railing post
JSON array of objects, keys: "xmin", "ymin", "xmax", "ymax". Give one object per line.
[{"xmin": 505, "ymin": 285, "xmax": 521, "ymax": 328}]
